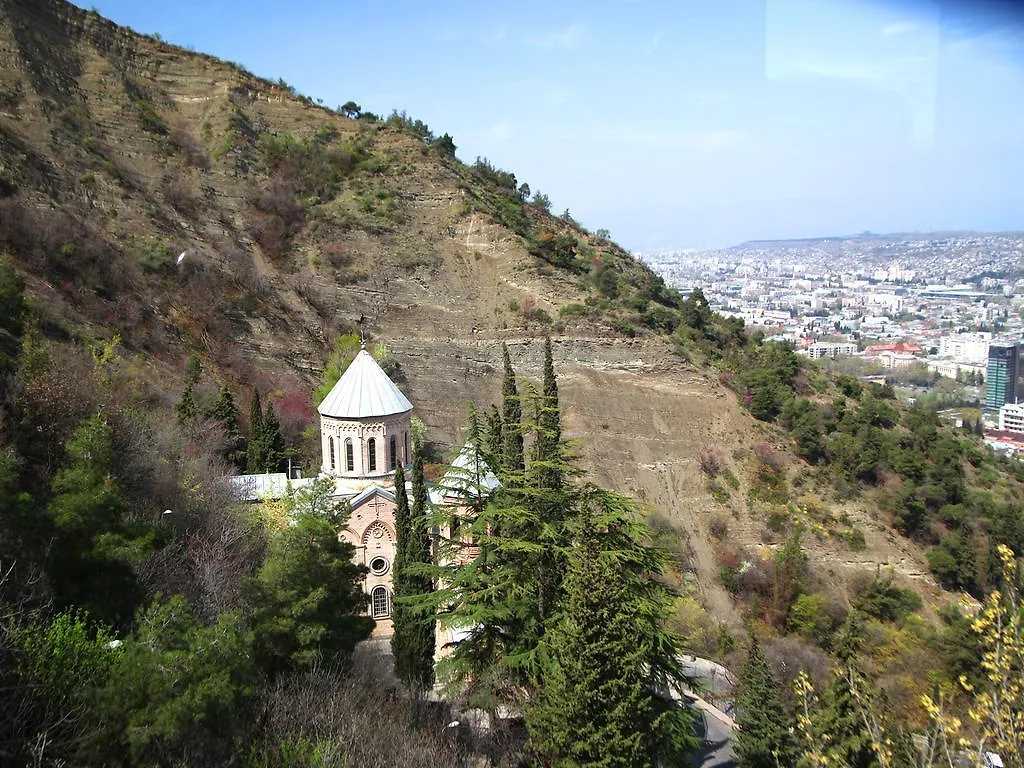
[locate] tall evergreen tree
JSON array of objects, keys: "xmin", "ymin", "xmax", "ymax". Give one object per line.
[
  {"xmin": 814, "ymin": 617, "xmax": 880, "ymax": 768},
  {"xmin": 47, "ymin": 414, "xmax": 151, "ymax": 625},
  {"xmin": 261, "ymin": 401, "xmax": 286, "ymax": 473},
  {"xmin": 392, "ymin": 444, "xmax": 436, "ymax": 693},
  {"xmin": 530, "ymin": 336, "xmax": 569, "ymax": 622},
  {"xmin": 485, "ymin": 403, "xmax": 503, "ymax": 466},
  {"xmin": 245, "ymin": 390, "xmax": 264, "ymax": 473},
  {"xmin": 211, "ymin": 384, "xmax": 244, "ymax": 467},
  {"xmin": 500, "ymin": 343, "xmax": 524, "ymax": 475},
  {"xmin": 533, "ymin": 336, "xmax": 562, "ymax": 490},
  {"xmin": 392, "ymin": 463, "xmax": 410, "ymax": 571},
  {"xmin": 526, "ymin": 493, "xmax": 698, "ymax": 767},
  {"xmin": 245, "ymin": 394, "xmax": 286, "ymax": 474},
  {"xmin": 734, "ymin": 634, "xmax": 797, "ymax": 768},
  {"xmin": 422, "ymin": 413, "xmax": 536, "ymax": 710}
]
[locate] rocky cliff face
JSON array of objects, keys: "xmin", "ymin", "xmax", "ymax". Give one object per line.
[{"xmin": 0, "ymin": 0, "xmax": 938, "ymax": 619}]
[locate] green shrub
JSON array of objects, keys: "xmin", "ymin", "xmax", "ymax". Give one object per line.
[
  {"xmin": 852, "ymin": 576, "xmax": 922, "ymax": 623},
  {"xmin": 788, "ymin": 592, "xmax": 840, "ymax": 646}
]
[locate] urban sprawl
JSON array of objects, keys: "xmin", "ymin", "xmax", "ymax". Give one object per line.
[{"xmin": 640, "ymin": 231, "xmax": 1024, "ymax": 457}]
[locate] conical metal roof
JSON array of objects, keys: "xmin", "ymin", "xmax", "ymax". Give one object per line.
[{"xmin": 317, "ymin": 349, "xmax": 412, "ymax": 418}]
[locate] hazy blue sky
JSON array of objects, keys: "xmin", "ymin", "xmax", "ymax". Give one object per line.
[{"xmin": 74, "ymin": 0, "xmax": 1024, "ymax": 250}]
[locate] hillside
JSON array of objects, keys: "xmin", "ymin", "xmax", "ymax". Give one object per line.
[{"xmin": 0, "ymin": 0, "xmax": 961, "ymax": 625}]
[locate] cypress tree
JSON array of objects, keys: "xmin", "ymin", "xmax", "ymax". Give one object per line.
[
  {"xmin": 392, "ymin": 445, "xmax": 435, "ymax": 693},
  {"xmin": 245, "ymin": 390, "xmax": 264, "ymax": 473},
  {"xmin": 531, "ymin": 336, "xmax": 568, "ymax": 622},
  {"xmin": 261, "ymin": 401, "xmax": 286, "ymax": 473},
  {"xmin": 485, "ymin": 403, "xmax": 503, "ymax": 466},
  {"xmin": 500, "ymin": 343, "xmax": 524, "ymax": 475},
  {"xmin": 734, "ymin": 634, "xmax": 797, "ymax": 768},
  {"xmin": 212, "ymin": 385, "xmax": 244, "ymax": 468},
  {"xmin": 533, "ymin": 336, "xmax": 562, "ymax": 489},
  {"xmin": 392, "ymin": 463, "xmax": 410, "ymax": 571}
]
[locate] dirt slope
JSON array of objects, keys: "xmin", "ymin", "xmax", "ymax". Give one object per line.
[{"xmin": 0, "ymin": 0, "xmax": 941, "ymax": 614}]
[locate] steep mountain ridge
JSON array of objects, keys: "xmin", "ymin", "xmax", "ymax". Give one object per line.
[{"xmin": 0, "ymin": 0, "xmax": 943, "ymax": 626}]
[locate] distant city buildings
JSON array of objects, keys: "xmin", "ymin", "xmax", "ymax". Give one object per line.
[{"xmin": 637, "ymin": 233, "xmax": 1024, "ymax": 443}]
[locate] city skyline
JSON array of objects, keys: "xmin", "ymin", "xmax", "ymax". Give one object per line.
[{"xmin": 75, "ymin": 0, "xmax": 1024, "ymax": 251}]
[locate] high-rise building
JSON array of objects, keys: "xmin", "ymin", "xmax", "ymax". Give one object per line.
[{"xmin": 985, "ymin": 343, "xmax": 1021, "ymax": 412}]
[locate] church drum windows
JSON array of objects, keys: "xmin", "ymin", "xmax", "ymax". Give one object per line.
[
  {"xmin": 370, "ymin": 585, "xmax": 391, "ymax": 618},
  {"xmin": 345, "ymin": 438, "xmax": 354, "ymax": 472},
  {"xmin": 389, "ymin": 435, "xmax": 397, "ymax": 471},
  {"xmin": 328, "ymin": 437, "xmax": 335, "ymax": 470},
  {"xmin": 367, "ymin": 437, "xmax": 377, "ymax": 472}
]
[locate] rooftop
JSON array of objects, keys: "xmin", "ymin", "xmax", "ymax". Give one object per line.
[{"xmin": 317, "ymin": 349, "xmax": 413, "ymax": 419}]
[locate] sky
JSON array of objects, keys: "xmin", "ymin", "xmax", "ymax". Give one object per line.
[{"xmin": 73, "ymin": 0, "xmax": 1024, "ymax": 250}]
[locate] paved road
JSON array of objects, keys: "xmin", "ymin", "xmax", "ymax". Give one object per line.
[
  {"xmin": 688, "ymin": 706, "xmax": 736, "ymax": 768},
  {"xmin": 680, "ymin": 655, "xmax": 737, "ymax": 768}
]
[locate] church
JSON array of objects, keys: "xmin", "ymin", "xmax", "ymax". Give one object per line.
[{"xmin": 231, "ymin": 343, "xmax": 495, "ymax": 640}]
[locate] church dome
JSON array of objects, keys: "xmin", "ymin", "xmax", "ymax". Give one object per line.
[{"xmin": 317, "ymin": 349, "xmax": 413, "ymax": 419}]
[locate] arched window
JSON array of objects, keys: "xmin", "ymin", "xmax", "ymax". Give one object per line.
[
  {"xmin": 328, "ymin": 437, "xmax": 335, "ymax": 470},
  {"xmin": 404, "ymin": 432, "xmax": 409, "ymax": 464},
  {"xmin": 367, "ymin": 437, "xmax": 377, "ymax": 472},
  {"xmin": 370, "ymin": 586, "xmax": 391, "ymax": 618},
  {"xmin": 389, "ymin": 436, "xmax": 397, "ymax": 471},
  {"xmin": 345, "ymin": 439, "xmax": 354, "ymax": 472}
]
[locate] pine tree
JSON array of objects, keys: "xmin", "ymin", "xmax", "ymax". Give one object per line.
[
  {"xmin": 47, "ymin": 414, "xmax": 148, "ymax": 625},
  {"xmin": 500, "ymin": 343, "xmax": 524, "ymax": 475},
  {"xmin": 392, "ymin": 445, "xmax": 435, "ymax": 693},
  {"xmin": 526, "ymin": 492, "xmax": 698, "ymax": 767},
  {"xmin": 421, "ymin": 414, "xmax": 536, "ymax": 709},
  {"xmin": 734, "ymin": 634, "xmax": 797, "ymax": 768},
  {"xmin": 247, "ymin": 504, "xmax": 374, "ymax": 676}
]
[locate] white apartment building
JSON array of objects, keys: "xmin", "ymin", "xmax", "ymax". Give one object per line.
[
  {"xmin": 938, "ymin": 332, "xmax": 992, "ymax": 362},
  {"xmin": 877, "ymin": 351, "xmax": 918, "ymax": 369},
  {"xmin": 805, "ymin": 342, "xmax": 859, "ymax": 360},
  {"xmin": 927, "ymin": 359, "xmax": 987, "ymax": 381},
  {"xmin": 1000, "ymin": 402, "xmax": 1024, "ymax": 433}
]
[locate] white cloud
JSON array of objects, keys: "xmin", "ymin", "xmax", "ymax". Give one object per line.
[
  {"xmin": 881, "ymin": 21, "xmax": 920, "ymax": 38},
  {"xmin": 527, "ymin": 23, "xmax": 588, "ymax": 51}
]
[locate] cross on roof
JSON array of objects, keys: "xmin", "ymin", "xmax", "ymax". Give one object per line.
[{"xmin": 366, "ymin": 494, "xmax": 389, "ymax": 520}]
